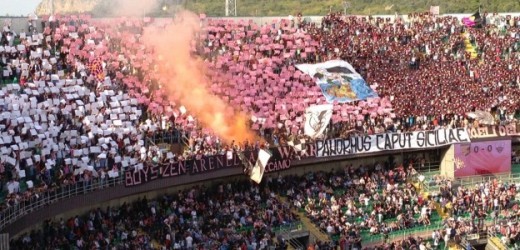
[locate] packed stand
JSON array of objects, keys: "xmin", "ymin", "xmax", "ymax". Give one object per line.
[
  {"xmin": 275, "ymin": 160, "xmax": 431, "ymax": 247},
  {"xmin": 369, "ymin": 178, "xmax": 520, "ymax": 249},
  {"xmin": 10, "ymin": 180, "xmax": 297, "ymax": 249},
  {"xmin": 0, "ymin": 10, "xmax": 519, "ymax": 236},
  {"xmin": 99, "ymin": 12, "xmax": 520, "ymax": 150},
  {"xmin": 5, "ymin": 12, "xmax": 519, "ymax": 155},
  {"xmin": 0, "ymin": 17, "xmax": 177, "ymax": 213},
  {"xmin": 2, "ymin": 12, "xmax": 520, "ymax": 152},
  {"xmin": 313, "ymin": 12, "xmax": 520, "ymax": 123}
]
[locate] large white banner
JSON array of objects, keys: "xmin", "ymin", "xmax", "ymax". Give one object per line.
[
  {"xmin": 304, "ymin": 104, "xmax": 333, "ymax": 139},
  {"xmin": 250, "ymin": 149, "xmax": 272, "ymax": 184},
  {"xmin": 316, "ymin": 128, "xmax": 471, "ymax": 157}
]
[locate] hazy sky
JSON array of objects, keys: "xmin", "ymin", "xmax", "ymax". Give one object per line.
[{"xmin": 1, "ymin": 0, "xmax": 42, "ymax": 16}]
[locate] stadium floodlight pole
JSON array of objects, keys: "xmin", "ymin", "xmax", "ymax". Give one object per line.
[
  {"xmin": 225, "ymin": 0, "xmax": 229, "ymax": 16},
  {"xmin": 343, "ymin": 1, "xmax": 351, "ymax": 16},
  {"xmin": 225, "ymin": 0, "xmax": 237, "ymax": 17},
  {"xmin": 51, "ymin": 0, "xmax": 55, "ymax": 16}
]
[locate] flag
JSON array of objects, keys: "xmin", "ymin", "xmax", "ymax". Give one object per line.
[
  {"xmin": 249, "ymin": 149, "xmax": 271, "ymax": 184},
  {"xmin": 430, "ymin": 6, "xmax": 440, "ymax": 15},
  {"xmin": 237, "ymin": 151, "xmax": 253, "ymax": 174},
  {"xmin": 226, "ymin": 150, "xmax": 233, "ymax": 160},
  {"xmin": 304, "ymin": 104, "xmax": 333, "ymax": 139},
  {"xmin": 466, "ymin": 110, "xmax": 495, "ymax": 125},
  {"xmin": 296, "ymin": 60, "xmax": 378, "ymax": 103},
  {"xmin": 287, "ymin": 137, "xmax": 306, "ymax": 153},
  {"xmin": 462, "ymin": 11, "xmax": 482, "ymax": 28},
  {"xmin": 88, "ymin": 58, "xmax": 105, "ymax": 82},
  {"xmin": 462, "ymin": 32, "xmax": 478, "ymax": 59}
]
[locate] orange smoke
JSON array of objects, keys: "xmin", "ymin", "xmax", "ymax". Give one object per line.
[{"xmin": 142, "ymin": 11, "xmax": 256, "ymax": 143}]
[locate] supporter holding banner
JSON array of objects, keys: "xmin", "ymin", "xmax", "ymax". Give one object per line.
[
  {"xmin": 304, "ymin": 104, "xmax": 333, "ymax": 138},
  {"xmin": 296, "ymin": 60, "xmax": 378, "ymax": 103},
  {"xmin": 316, "ymin": 128, "xmax": 470, "ymax": 157}
]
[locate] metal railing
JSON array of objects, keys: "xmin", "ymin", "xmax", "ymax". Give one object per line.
[
  {"xmin": 414, "ymin": 164, "xmax": 441, "ymax": 194},
  {"xmin": 420, "ymin": 171, "xmax": 520, "ymax": 195},
  {"xmin": 414, "ymin": 162, "xmax": 441, "ymax": 173},
  {"xmin": 454, "ymin": 173, "xmax": 520, "ymax": 188},
  {"xmin": 460, "ymin": 237, "xmax": 477, "ymax": 250},
  {"xmin": 274, "ymin": 221, "xmax": 304, "ymax": 235},
  {"xmin": 288, "ymin": 236, "xmax": 305, "ymax": 250},
  {"xmin": 0, "ymin": 173, "xmax": 124, "ymax": 232},
  {"xmin": 147, "ymin": 129, "xmax": 184, "ymax": 145},
  {"xmin": 0, "ymin": 233, "xmax": 8, "ymax": 250},
  {"xmin": 487, "ymin": 231, "xmax": 508, "ymax": 250},
  {"xmin": 363, "ymin": 224, "xmax": 443, "ymax": 244}
]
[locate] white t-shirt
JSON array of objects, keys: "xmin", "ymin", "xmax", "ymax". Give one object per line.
[
  {"xmin": 421, "ymin": 207, "xmax": 428, "ymax": 216},
  {"xmin": 186, "ymin": 236, "xmax": 193, "ymax": 248},
  {"xmin": 7, "ymin": 181, "xmax": 20, "ymax": 194}
]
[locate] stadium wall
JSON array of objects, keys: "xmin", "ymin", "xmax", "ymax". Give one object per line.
[{"xmin": 440, "ymin": 144, "xmax": 456, "ymax": 178}]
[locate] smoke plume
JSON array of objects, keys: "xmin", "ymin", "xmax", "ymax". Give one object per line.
[
  {"xmin": 111, "ymin": 0, "xmax": 160, "ymax": 16},
  {"xmin": 141, "ymin": 11, "xmax": 256, "ymax": 143}
]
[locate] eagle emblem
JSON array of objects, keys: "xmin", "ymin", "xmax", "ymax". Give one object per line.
[
  {"xmin": 454, "ymin": 157, "xmax": 465, "ymax": 170},
  {"xmin": 306, "ymin": 109, "xmax": 332, "ymax": 136}
]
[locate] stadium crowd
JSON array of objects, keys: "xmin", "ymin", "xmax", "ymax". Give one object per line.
[
  {"xmin": 0, "ymin": 8, "xmax": 519, "ymax": 250},
  {"xmin": 287, "ymin": 168, "xmax": 520, "ymax": 250},
  {"xmin": 10, "ymin": 180, "xmax": 298, "ymax": 249},
  {"xmin": 11, "ymin": 158, "xmax": 520, "ymax": 249}
]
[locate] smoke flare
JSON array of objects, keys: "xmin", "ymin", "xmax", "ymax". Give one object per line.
[{"xmin": 142, "ymin": 11, "xmax": 256, "ymax": 143}]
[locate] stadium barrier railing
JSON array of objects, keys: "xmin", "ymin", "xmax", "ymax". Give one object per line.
[
  {"xmin": 414, "ymin": 162, "xmax": 441, "ymax": 173},
  {"xmin": 454, "ymin": 173, "xmax": 520, "ymax": 188},
  {"xmin": 146, "ymin": 129, "xmax": 184, "ymax": 146},
  {"xmin": 273, "ymin": 221, "xmax": 304, "ymax": 235},
  {"xmin": 421, "ymin": 170, "xmax": 520, "ymax": 195},
  {"xmin": 362, "ymin": 224, "xmax": 443, "ymax": 244},
  {"xmin": 487, "ymin": 230, "xmax": 508, "ymax": 250},
  {"xmin": 0, "ymin": 129, "xmax": 187, "ymax": 230},
  {"xmin": 0, "ymin": 172, "xmax": 125, "ymax": 231}
]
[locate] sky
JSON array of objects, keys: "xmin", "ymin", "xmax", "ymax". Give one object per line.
[{"xmin": 1, "ymin": 0, "xmax": 42, "ymax": 16}]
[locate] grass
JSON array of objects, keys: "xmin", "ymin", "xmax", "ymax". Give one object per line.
[
  {"xmin": 39, "ymin": 0, "xmax": 520, "ymax": 17},
  {"xmin": 166, "ymin": 0, "xmax": 520, "ymax": 16}
]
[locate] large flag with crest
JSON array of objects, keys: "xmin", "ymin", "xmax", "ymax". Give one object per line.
[
  {"xmin": 296, "ymin": 60, "xmax": 378, "ymax": 103},
  {"xmin": 304, "ymin": 104, "xmax": 333, "ymax": 139}
]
